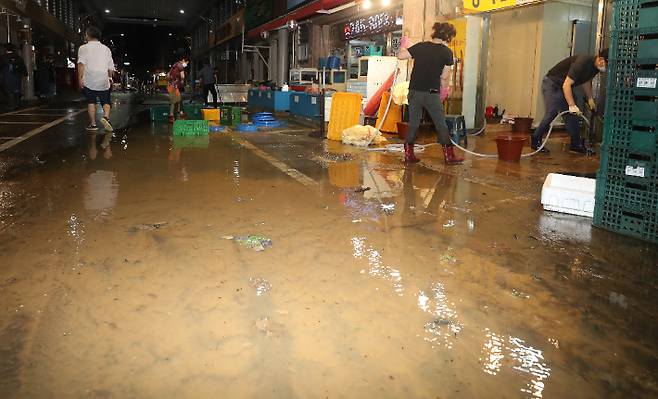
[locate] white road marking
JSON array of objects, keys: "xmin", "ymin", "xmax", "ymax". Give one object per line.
[
  {"xmin": 3, "ymin": 113, "xmax": 68, "ymax": 116},
  {"xmin": 0, "ymin": 121, "xmax": 51, "ymax": 125},
  {"xmin": 230, "ymin": 133, "xmax": 319, "ymax": 187},
  {"xmin": 0, "ymin": 109, "xmax": 86, "ymax": 153},
  {"xmin": 0, "ymin": 106, "xmax": 43, "ymax": 117}
]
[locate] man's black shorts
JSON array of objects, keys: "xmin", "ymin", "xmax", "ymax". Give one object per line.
[{"xmin": 83, "ymin": 87, "xmax": 111, "ymax": 106}]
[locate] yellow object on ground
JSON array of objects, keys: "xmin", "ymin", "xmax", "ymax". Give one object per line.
[
  {"xmin": 201, "ymin": 108, "xmax": 220, "ymax": 121},
  {"xmin": 375, "ymin": 92, "xmax": 402, "ymax": 133},
  {"xmin": 392, "ymin": 81, "xmax": 410, "ymax": 106},
  {"xmin": 341, "ymin": 125, "xmax": 387, "ymax": 147},
  {"xmin": 327, "ymin": 92, "xmax": 363, "ymax": 141}
]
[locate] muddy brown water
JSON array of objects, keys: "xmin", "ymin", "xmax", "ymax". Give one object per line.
[{"xmin": 0, "ymin": 104, "xmax": 657, "ymax": 398}]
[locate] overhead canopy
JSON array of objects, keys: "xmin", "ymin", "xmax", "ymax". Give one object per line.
[{"xmin": 86, "ymin": 0, "xmax": 209, "ymax": 26}]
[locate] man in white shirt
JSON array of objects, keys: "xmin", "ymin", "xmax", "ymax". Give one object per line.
[{"xmin": 77, "ymin": 26, "xmax": 114, "ymax": 132}]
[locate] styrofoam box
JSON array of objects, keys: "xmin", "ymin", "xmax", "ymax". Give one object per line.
[{"xmin": 541, "ymin": 173, "xmax": 596, "ymax": 218}]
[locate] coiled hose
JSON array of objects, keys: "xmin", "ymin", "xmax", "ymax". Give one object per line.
[{"xmin": 449, "ymin": 110, "xmax": 590, "ymax": 158}]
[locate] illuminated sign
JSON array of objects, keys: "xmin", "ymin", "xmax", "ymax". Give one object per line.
[
  {"xmin": 343, "ymin": 11, "xmax": 397, "ymax": 40},
  {"xmin": 463, "ymin": 0, "xmax": 537, "ymax": 12}
]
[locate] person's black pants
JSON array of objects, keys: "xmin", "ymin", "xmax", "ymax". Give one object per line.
[
  {"xmin": 406, "ymin": 89, "xmax": 451, "ymax": 145},
  {"xmin": 532, "ymin": 77, "xmax": 583, "ymax": 148},
  {"xmin": 203, "ymin": 84, "xmax": 218, "ymax": 108}
]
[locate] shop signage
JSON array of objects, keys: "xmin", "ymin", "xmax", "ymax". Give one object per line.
[
  {"xmin": 343, "ymin": 11, "xmax": 397, "ymax": 40},
  {"xmin": 463, "ymin": 0, "xmax": 537, "ymax": 13}
]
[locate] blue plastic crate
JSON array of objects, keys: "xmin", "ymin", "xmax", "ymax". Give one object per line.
[
  {"xmin": 261, "ymin": 91, "xmax": 292, "ymax": 112},
  {"xmin": 289, "ymin": 92, "xmax": 321, "ymax": 119}
]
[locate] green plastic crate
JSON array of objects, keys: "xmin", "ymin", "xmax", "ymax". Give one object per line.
[
  {"xmin": 173, "ymin": 120, "xmax": 209, "ymax": 136},
  {"xmin": 182, "ymin": 104, "xmax": 203, "ymax": 120},
  {"xmin": 231, "ymin": 107, "xmax": 243, "ymax": 124},
  {"xmin": 593, "ymin": 197, "xmax": 658, "ymax": 243},
  {"xmin": 220, "ymin": 106, "xmax": 233, "ymax": 125},
  {"xmin": 150, "ymin": 105, "xmax": 170, "ymax": 122},
  {"xmin": 637, "ymin": 38, "xmax": 658, "ymax": 64},
  {"xmin": 599, "ymin": 145, "xmax": 657, "ymax": 181},
  {"xmin": 632, "ymin": 99, "xmax": 658, "ymax": 122},
  {"xmin": 639, "ymin": 1, "xmax": 658, "ymax": 30},
  {"xmin": 603, "ymin": 118, "xmax": 658, "ymax": 153}
]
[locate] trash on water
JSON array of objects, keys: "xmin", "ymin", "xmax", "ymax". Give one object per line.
[
  {"xmin": 131, "ymin": 222, "xmax": 168, "ymax": 231},
  {"xmin": 439, "ymin": 254, "xmax": 458, "ymax": 264},
  {"xmin": 249, "ymin": 277, "xmax": 272, "ymax": 296},
  {"xmin": 511, "ymin": 289, "xmax": 530, "ymax": 299},
  {"xmin": 225, "ymin": 235, "xmax": 273, "ymax": 251},
  {"xmin": 609, "ymin": 292, "xmax": 628, "ymax": 309}
]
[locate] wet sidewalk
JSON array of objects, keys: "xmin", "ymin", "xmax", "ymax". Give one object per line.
[{"xmin": 0, "ymin": 96, "xmax": 656, "ymax": 398}]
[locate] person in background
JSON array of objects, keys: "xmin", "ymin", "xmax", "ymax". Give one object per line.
[
  {"xmin": 1, "ymin": 44, "xmax": 27, "ymax": 111},
  {"xmin": 36, "ymin": 54, "xmax": 50, "ymax": 99},
  {"xmin": 531, "ymin": 49, "xmax": 608, "ymax": 154},
  {"xmin": 199, "ymin": 60, "xmax": 218, "ymax": 108},
  {"xmin": 167, "ymin": 54, "xmax": 188, "ymax": 124},
  {"xmin": 397, "ymin": 22, "xmax": 463, "ymax": 165},
  {"xmin": 78, "ymin": 26, "xmax": 115, "ymax": 132},
  {"xmin": 47, "ymin": 55, "xmax": 56, "ymax": 98}
]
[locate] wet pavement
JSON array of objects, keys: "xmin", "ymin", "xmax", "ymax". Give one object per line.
[{"xmin": 1, "ymin": 93, "xmax": 657, "ymax": 398}]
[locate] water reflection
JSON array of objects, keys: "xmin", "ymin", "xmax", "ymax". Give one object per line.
[
  {"xmin": 88, "ymin": 132, "xmax": 113, "ymax": 160},
  {"xmin": 417, "ymin": 282, "xmax": 463, "ymax": 349},
  {"xmin": 233, "ymin": 159, "xmax": 240, "ymax": 186},
  {"xmin": 84, "ymin": 170, "xmax": 118, "ymax": 212},
  {"xmin": 538, "ymin": 213, "xmax": 592, "ymax": 243},
  {"xmin": 352, "ymin": 237, "xmax": 404, "ymax": 296},
  {"xmin": 480, "ymin": 329, "xmax": 552, "ymax": 398},
  {"xmin": 67, "ymin": 213, "xmax": 85, "ymax": 269}
]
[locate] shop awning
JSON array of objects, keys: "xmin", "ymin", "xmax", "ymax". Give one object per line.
[{"xmin": 247, "ymin": 0, "xmax": 354, "ymax": 38}]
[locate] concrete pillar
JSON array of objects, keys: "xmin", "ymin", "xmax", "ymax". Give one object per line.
[
  {"xmin": 462, "ymin": 15, "xmax": 483, "ymax": 129},
  {"xmin": 22, "ymin": 19, "xmax": 36, "ymax": 101},
  {"xmin": 402, "ymin": 0, "xmax": 438, "ymax": 42},
  {"xmin": 321, "ymin": 25, "xmax": 330, "ymax": 57},
  {"xmin": 310, "ymin": 24, "xmax": 323, "ymax": 67},
  {"xmin": 277, "ymin": 29, "xmax": 289, "ymax": 86},
  {"xmin": 240, "ymin": 51, "xmax": 248, "ymax": 82},
  {"xmin": 269, "ymin": 38, "xmax": 278, "ymax": 82}
]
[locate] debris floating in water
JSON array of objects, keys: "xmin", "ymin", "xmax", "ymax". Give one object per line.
[
  {"xmin": 511, "ymin": 289, "xmax": 530, "ymax": 299},
  {"xmin": 224, "ymin": 235, "xmax": 273, "ymax": 251},
  {"xmin": 249, "ymin": 277, "xmax": 272, "ymax": 296},
  {"xmin": 131, "ymin": 222, "xmax": 168, "ymax": 232},
  {"xmin": 609, "ymin": 292, "xmax": 628, "ymax": 309}
]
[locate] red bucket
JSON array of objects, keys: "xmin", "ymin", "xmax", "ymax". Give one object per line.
[
  {"xmin": 496, "ymin": 135, "xmax": 527, "ymax": 162},
  {"xmin": 513, "ymin": 117, "xmax": 533, "ymax": 133}
]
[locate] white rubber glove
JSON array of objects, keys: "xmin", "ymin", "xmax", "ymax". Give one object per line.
[{"xmin": 568, "ymin": 105, "xmax": 582, "ymax": 115}]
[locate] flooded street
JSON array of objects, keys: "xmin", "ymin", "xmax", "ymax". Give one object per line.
[{"xmin": 1, "ymin": 96, "xmax": 657, "ymax": 398}]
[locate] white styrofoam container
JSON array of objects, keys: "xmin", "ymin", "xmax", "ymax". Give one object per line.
[{"xmin": 541, "ymin": 173, "xmax": 596, "ymax": 218}]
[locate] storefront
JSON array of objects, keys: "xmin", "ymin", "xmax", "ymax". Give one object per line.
[
  {"xmin": 337, "ymin": 9, "xmax": 403, "ymax": 78},
  {"xmin": 459, "ymin": 0, "xmax": 603, "ymax": 128}
]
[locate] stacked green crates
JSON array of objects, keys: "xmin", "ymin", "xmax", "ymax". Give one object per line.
[
  {"xmin": 173, "ymin": 120, "xmax": 209, "ymax": 136},
  {"xmin": 593, "ymin": 0, "xmax": 658, "ymax": 242}
]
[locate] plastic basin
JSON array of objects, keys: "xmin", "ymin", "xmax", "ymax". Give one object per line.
[
  {"xmin": 496, "ymin": 135, "xmax": 527, "ymax": 162},
  {"xmin": 513, "ymin": 117, "xmax": 533, "ymax": 133}
]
